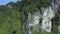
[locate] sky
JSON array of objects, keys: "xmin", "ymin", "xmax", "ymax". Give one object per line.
[{"xmin": 0, "ymin": 0, "xmax": 20, "ymax": 5}]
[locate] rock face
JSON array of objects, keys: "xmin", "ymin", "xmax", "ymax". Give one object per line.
[
  {"xmin": 41, "ymin": 6, "xmax": 55, "ymax": 32},
  {"xmin": 26, "ymin": 6, "xmax": 56, "ymax": 34},
  {"xmin": 23, "ymin": 0, "xmax": 60, "ymax": 34},
  {"xmin": 28, "ymin": 10, "xmax": 41, "ymax": 34},
  {"xmin": 29, "ymin": 11, "xmax": 40, "ymax": 27}
]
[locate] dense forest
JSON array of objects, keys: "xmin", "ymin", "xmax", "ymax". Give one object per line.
[{"xmin": 0, "ymin": 0, "xmax": 60, "ymax": 34}]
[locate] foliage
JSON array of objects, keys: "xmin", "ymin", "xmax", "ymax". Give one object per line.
[{"xmin": 0, "ymin": 6, "xmax": 23, "ymax": 34}]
